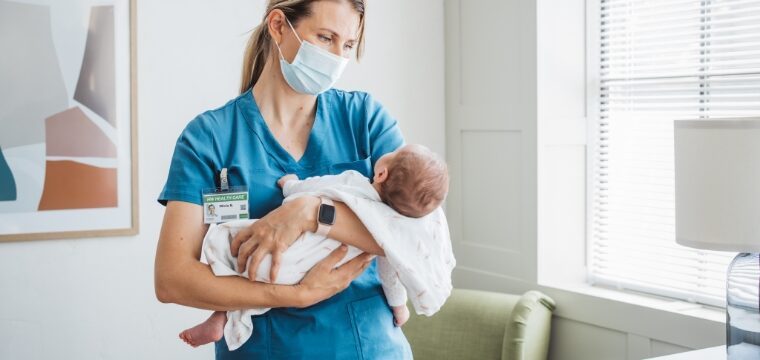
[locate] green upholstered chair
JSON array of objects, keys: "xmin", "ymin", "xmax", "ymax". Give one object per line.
[{"xmin": 402, "ymin": 289, "xmax": 556, "ymax": 360}]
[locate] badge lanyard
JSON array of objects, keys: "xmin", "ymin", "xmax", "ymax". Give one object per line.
[{"xmin": 202, "ymin": 167, "xmax": 249, "ymax": 224}]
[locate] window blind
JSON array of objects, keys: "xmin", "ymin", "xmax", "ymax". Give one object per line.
[{"xmin": 590, "ymin": 0, "xmax": 760, "ymax": 307}]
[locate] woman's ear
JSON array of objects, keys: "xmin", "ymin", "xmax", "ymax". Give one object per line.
[
  {"xmin": 267, "ymin": 10, "xmax": 287, "ymax": 45},
  {"xmin": 374, "ymin": 167, "xmax": 389, "ymax": 184}
]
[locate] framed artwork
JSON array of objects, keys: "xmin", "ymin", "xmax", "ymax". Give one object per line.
[{"xmin": 0, "ymin": 0, "xmax": 138, "ymax": 241}]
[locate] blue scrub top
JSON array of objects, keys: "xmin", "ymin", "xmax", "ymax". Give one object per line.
[{"xmin": 158, "ymin": 88, "xmax": 413, "ymax": 359}]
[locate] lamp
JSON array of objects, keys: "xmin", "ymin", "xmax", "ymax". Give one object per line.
[{"xmin": 675, "ymin": 118, "xmax": 760, "ymax": 359}]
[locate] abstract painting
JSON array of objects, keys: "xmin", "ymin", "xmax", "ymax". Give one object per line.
[{"xmin": 0, "ymin": 0, "xmax": 138, "ymax": 241}]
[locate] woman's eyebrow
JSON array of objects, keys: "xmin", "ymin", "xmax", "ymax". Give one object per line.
[{"xmin": 318, "ymin": 27, "xmax": 357, "ymax": 42}]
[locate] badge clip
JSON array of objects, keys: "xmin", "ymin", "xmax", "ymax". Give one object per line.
[{"xmin": 219, "ymin": 167, "xmax": 230, "ymax": 192}]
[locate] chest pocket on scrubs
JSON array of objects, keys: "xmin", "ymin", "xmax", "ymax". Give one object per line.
[
  {"xmin": 227, "ymin": 165, "xmax": 281, "ymax": 219},
  {"xmin": 348, "ymin": 294, "xmax": 412, "ymax": 359},
  {"xmin": 329, "ymin": 156, "xmax": 372, "ymax": 178}
]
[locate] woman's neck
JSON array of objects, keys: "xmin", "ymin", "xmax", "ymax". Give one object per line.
[{"xmin": 252, "ymin": 59, "xmax": 317, "ymax": 128}]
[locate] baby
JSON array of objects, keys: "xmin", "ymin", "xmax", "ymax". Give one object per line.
[{"xmin": 180, "ymin": 144, "xmax": 452, "ymax": 350}]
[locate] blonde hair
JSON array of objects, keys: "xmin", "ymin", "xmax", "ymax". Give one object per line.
[{"xmin": 239, "ymin": 0, "xmax": 366, "ymax": 94}]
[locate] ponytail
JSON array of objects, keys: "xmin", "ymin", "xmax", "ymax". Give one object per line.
[{"xmin": 239, "ymin": 25, "xmax": 271, "ymax": 94}]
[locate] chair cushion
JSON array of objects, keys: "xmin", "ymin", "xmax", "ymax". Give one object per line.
[{"xmin": 403, "ymin": 289, "xmax": 520, "ymax": 360}]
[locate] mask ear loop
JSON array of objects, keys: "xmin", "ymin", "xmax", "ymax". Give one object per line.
[
  {"xmin": 285, "ymin": 18, "xmax": 303, "ymax": 43},
  {"xmin": 274, "ymin": 18, "xmax": 303, "ymax": 61}
]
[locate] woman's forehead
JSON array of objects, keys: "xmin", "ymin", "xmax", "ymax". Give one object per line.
[{"xmin": 302, "ymin": 1, "xmax": 360, "ymax": 40}]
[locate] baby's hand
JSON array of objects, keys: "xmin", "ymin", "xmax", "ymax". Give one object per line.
[
  {"xmin": 391, "ymin": 304, "xmax": 410, "ymax": 327},
  {"xmin": 277, "ymin": 174, "xmax": 298, "ymax": 188}
]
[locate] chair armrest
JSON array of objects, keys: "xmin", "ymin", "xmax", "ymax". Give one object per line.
[{"xmin": 502, "ymin": 290, "xmax": 556, "ymax": 360}]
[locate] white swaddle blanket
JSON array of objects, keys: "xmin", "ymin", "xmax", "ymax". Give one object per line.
[{"xmin": 203, "ymin": 170, "xmax": 455, "ymax": 351}]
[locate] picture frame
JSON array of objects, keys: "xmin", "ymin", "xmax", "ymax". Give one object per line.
[{"xmin": 0, "ymin": 0, "xmax": 139, "ymax": 242}]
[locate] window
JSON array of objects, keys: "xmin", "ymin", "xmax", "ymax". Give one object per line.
[{"xmin": 589, "ymin": 0, "xmax": 760, "ymax": 306}]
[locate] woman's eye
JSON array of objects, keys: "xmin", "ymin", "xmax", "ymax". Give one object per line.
[
  {"xmin": 344, "ymin": 43, "xmax": 354, "ymax": 50},
  {"xmin": 318, "ymin": 35, "xmax": 331, "ymax": 43}
]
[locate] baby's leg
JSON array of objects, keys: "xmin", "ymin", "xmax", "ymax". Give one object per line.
[{"xmin": 179, "ymin": 311, "xmax": 227, "ymax": 347}]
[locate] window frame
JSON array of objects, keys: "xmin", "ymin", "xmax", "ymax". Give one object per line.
[{"xmin": 584, "ymin": 0, "xmax": 760, "ymax": 307}]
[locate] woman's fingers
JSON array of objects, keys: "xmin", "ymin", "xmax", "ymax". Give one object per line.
[
  {"xmin": 315, "ymin": 245, "xmax": 349, "ymax": 270},
  {"xmin": 270, "ymin": 248, "xmax": 283, "ymax": 283},
  {"xmin": 295, "ymin": 246, "xmax": 370, "ymax": 307},
  {"xmin": 236, "ymin": 238, "xmax": 258, "ymax": 273},
  {"xmin": 338, "ymin": 252, "xmax": 374, "ymax": 279},
  {"xmin": 230, "ymin": 227, "xmax": 251, "ymax": 256},
  {"xmin": 247, "ymin": 247, "xmax": 268, "ymax": 281}
]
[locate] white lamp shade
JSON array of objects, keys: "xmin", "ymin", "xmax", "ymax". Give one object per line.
[{"xmin": 675, "ymin": 119, "xmax": 760, "ymax": 252}]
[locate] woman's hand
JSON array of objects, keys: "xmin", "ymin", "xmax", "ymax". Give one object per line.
[
  {"xmin": 295, "ymin": 245, "xmax": 375, "ymax": 307},
  {"xmin": 230, "ymin": 196, "xmax": 320, "ymax": 282}
]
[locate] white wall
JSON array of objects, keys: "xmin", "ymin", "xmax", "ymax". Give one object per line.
[{"xmin": 0, "ymin": 1, "xmax": 444, "ymax": 359}]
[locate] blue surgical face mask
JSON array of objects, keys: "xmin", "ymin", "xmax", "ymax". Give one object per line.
[{"xmin": 274, "ymin": 19, "xmax": 349, "ymax": 95}]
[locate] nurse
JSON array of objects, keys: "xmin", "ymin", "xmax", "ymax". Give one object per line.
[{"xmin": 154, "ymin": 0, "xmax": 414, "ymax": 359}]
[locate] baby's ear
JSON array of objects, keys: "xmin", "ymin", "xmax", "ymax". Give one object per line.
[{"xmin": 374, "ymin": 167, "xmax": 389, "ymax": 184}]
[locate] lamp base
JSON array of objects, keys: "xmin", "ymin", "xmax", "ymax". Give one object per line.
[{"xmin": 727, "ymin": 253, "xmax": 760, "ymax": 359}]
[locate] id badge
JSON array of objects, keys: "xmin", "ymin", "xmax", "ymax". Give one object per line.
[{"xmin": 202, "ymin": 168, "xmax": 249, "ymax": 224}]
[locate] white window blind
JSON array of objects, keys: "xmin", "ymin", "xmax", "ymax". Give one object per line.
[{"xmin": 590, "ymin": 0, "xmax": 760, "ymax": 307}]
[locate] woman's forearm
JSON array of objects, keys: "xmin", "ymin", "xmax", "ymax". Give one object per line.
[
  {"xmin": 297, "ymin": 196, "xmax": 385, "ymax": 256},
  {"xmin": 155, "ymin": 201, "xmax": 309, "ymax": 311},
  {"xmin": 156, "ymin": 258, "xmax": 307, "ymax": 311}
]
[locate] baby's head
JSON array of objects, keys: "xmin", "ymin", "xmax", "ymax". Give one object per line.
[{"xmin": 372, "ymin": 144, "xmax": 449, "ymax": 218}]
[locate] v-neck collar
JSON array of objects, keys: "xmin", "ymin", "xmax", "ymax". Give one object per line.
[{"xmin": 238, "ymin": 88, "xmax": 326, "ymax": 172}]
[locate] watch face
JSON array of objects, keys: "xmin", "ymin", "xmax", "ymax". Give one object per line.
[{"xmin": 318, "ymin": 204, "xmax": 336, "ymax": 225}]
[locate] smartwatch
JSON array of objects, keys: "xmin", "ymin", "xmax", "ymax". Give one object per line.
[{"xmin": 315, "ymin": 197, "xmax": 335, "ymax": 237}]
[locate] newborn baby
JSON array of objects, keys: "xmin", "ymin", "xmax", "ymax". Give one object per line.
[{"xmin": 180, "ymin": 144, "xmax": 453, "ymax": 350}]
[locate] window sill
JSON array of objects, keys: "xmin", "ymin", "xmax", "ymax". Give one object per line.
[
  {"xmin": 535, "ymin": 280, "xmax": 725, "ymax": 349},
  {"xmin": 540, "ymin": 280, "xmax": 724, "ymax": 322}
]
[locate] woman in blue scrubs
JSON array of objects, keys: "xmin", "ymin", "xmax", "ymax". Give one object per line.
[{"xmin": 154, "ymin": 0, "xmax": 413, "ymax": 358}]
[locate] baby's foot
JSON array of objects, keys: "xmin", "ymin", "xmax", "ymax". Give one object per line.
[
  {"xmin": 179, "ymin": 311, "xmax": 226, "ymax": 347},
  {"xmin": 392, "ymin": 304, "xmax": 410, "ymax": 327}
]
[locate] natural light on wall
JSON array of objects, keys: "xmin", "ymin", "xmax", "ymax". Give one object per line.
[{"xmin": 589, "ymin": 0, "xmax": 760, "ymax": 307}]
